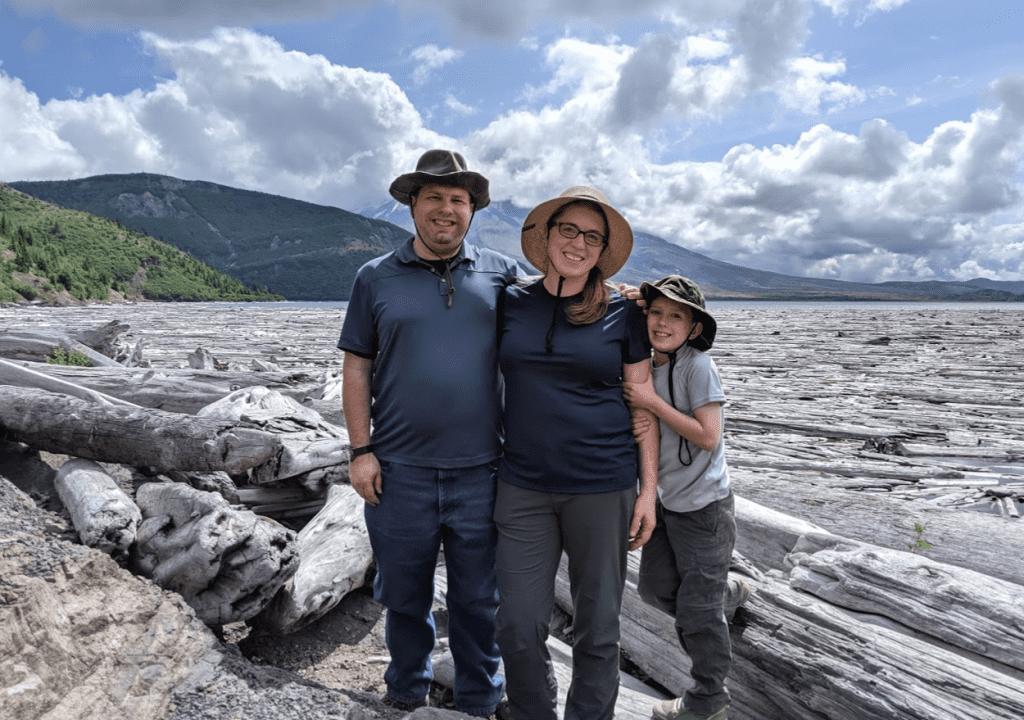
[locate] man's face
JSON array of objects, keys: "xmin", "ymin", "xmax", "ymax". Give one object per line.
[{"xmin": 410, "ymin": 183, "xmax": 473, "ymax": 260}]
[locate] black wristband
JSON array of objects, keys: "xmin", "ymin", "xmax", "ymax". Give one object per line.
[{"xmin": 350, "ymin": 444, "xmax": 375, "ymax": 459}]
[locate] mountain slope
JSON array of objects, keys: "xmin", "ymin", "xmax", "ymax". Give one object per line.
[
  {"xmin": 10, "ymin": 174, "xmax": 409, "ymax": 301},
  {"xmin": 0, "ymin": 183, "xmax": 280, "ymax": 304},
  {"xmin": 10, "ymin": 174, "xmax": 1021, "ymax": 302}
]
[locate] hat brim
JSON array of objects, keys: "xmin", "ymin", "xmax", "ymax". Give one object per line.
[
  {"xmin": 640, "ymin": 282, "xmax": 717, "ymax": 351},
  {"xmin": 389, "ymin": 171, "xmax": 490, "ymax": 209},
  {"xmin": 520, "ymin": 196, "xmax": 633, "ymax": 278}
]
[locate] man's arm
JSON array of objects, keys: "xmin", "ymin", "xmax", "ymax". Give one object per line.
[
  {"xmin": 624, "ymin": 359, "xmax": 659, "ymax": 551},
  {"xmin": 342, "ymin": 351, "xmax": 382, "ymax": 505}
]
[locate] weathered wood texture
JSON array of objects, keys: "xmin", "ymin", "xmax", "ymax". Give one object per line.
[
  {"xmin": 2, "ymin": 363, "xmax": 329, "ymax": 415},
  {"xmin": 197, "ymin": 385, "xmax": 350, "ymax": 490},
  {"xmin": 0, "ymin": 325, "xmax": 125, "ymax": 366},
  {"xmin": 133, "ymin": 482, "xmax": 299, "ymax": 625},
  {"xmin": 53, "ymin": 457, "xmax": 142, "ymax": 563},
  {"xmin": 0, "ymin": 357, "xmax": 140, "ymax": 407},
  {"xmin": 731, "ymin": 469, "xmax": 1024, "ymax": 587},
  {"xmin": 787, "ymin": 533, "xmax": 1024, "ymax": 673},
  {"xmin": 0, "ymin": 385, "xmax": 281, "ymax": 475},
  {"xmin": 251, "ymin": 483, "xmax": 373, "ymax": 636}
]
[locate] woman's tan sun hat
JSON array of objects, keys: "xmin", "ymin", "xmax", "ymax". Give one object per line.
[{"xmin": 520, "ymin": 185, "xmax": 633, "ymax": 278}]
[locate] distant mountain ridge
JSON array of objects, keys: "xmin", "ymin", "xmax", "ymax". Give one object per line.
[
  {"xmin": 11, "ymin": 174, "xmax": 408, "ymax": 301},
  {"xmin": 10, "ymin": 174, "xmax": 1023, "ymax": 302}
]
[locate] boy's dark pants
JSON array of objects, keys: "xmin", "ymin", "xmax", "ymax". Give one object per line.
[{"xmin": 637, "ymin": 493, "xmax": 736, "ymax": 715}]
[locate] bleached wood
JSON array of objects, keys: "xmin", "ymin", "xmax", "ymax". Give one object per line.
[
  {"xmin": 250, "ymin": 483, "xmax": 373, "ymax": 636},
  {"xmin": 53, "ymin": 457, "xmax": 142, "ymax": 563},
  {"xmin": 0, "ymin": 385, "xmax": 281, "ymax": 476},
  {"xmin": 787, "ymin": 532, "xmax": 1024, "ymax": 673},
  {"xmin": 133, "ymin": 482, "xmax": 299, "ymax": 626},
  {"xmin": 0, "ymin": 356, "xmax": 140, "ymax": 407},
  {"xmin": 0, "ymin": 326, "xmax": 123, "ymax": 367}
]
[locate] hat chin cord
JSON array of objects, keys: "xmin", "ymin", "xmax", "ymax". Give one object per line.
[{"xmin": 545, "ymin": 275, "xmax": 565, "ymax": 354}]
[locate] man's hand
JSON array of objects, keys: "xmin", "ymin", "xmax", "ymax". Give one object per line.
[
  {"xmin": 617, "ymin": 282, "xmax": 646, "ymax": 307},
  {"xmin": 628, "ymin": 490, "xmax": 657, "ymax": 551},
  {"xmin": 350, "ymin": 453, "xmax": 383, "ymax": 505}
]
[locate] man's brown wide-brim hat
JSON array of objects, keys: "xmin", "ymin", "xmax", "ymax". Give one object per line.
[{"xmin": 389, "ymin": 149, "xmax": 490, "ymax": 209}]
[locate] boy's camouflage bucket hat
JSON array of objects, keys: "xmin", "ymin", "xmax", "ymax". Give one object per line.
[{"xmin": 639, "ymin": 274, "xmax": 717, "ymax": 351}]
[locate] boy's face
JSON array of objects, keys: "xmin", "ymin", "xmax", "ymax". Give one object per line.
[{"xmin": 647, "ymin": 296, "xmax": 701, "ymax": 354}]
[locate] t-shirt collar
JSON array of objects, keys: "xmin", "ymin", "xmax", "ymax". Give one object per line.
[{"xmin": 397, "ymin": 236, "xmax": 478, "ymax": 269}]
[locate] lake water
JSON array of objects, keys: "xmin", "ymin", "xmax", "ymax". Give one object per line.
[{"xmin": 222, "ymin": 299, "xmax": 1024, "ymax": 312}]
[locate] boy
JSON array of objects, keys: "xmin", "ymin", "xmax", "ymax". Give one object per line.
[{"xmin": 622, "ymin": 274, "xmax": 750, "ymax": 720}]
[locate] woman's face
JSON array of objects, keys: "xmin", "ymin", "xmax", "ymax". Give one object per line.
[{"xmin": 545, "ymin": 204, "xmax": 606, "ymax": 283}]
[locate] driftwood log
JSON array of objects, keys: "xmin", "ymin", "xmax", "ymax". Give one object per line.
[
  {"xmin": 730, "ymin": 468, "xmax": 1024, "ymax": 587},
  {"xmin": 133, "ymin": 482, "xmax": 299, "ymax": 626},
  {"xmin": 0, "ymin": 325, "xmax": 126, "ymax": 367},
  {"xmin": 1, "ymin": 363, "xmax": 330, "ymax": 415},
  {"xmin": 0, "ymin": 357, "xmax": 139, "ymax": 407},
  {"xmin": 250, "ymin": 483, "xmax": 373, "ymax": 636},
  {"xmin": 0, "ymin": 385, "xmax": 282, "ymax": 476},
  {"xmin": 197, "ymin": 386, "xmax": 350, "ymax": 491},
  {"xmin": 787, "ymin": 532, "xmax": 1024, "ymax": 673},
  {"xmin": 53, "ymin": 457, "xmax": 142, "ymax": 564}
]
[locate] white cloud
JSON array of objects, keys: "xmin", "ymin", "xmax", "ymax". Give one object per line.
[
  {"xmin": 2, "ymin": 28, "xmax": 447, "ymax": 207},
  {"xmin": 444, "ymin": 93, "xmax": 477, "ymax": 116},
  {"xmin": 410, "ymin": 44, "xmax": 464, "ymax": 85}
]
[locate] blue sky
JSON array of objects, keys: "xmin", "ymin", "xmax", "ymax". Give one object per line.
[{"xmin": 1, "ymin": 0, "xmax": 1022, "ymax": 283}]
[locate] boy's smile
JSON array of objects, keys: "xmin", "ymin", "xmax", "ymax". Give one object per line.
[{"xmin": 647, "ymin": 296, "xmax": 700, "ymax": 357}]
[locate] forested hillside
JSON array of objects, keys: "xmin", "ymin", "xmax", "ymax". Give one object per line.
[
  {"xmin": 0, "ymin": 184, "xmax": 281, "ymax": 304},
  {"xmin": 10, "ymin": 174, "xmax": 409, "ymax": 301}
]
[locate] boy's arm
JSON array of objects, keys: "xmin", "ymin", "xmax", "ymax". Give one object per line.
[
  {"xmin": 623, "ymin": 376, "xmax": 723, "ymax": 451},
  {"xmin": 624, "ymin": 360, "xmax": 659, "ymax": 551}
]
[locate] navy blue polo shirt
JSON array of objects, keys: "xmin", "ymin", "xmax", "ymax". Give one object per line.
[
  {"xmin": 338, "ymin": 238, "xmax": 521, "ymax": 468},
  {"xmin": 498, "ymin": 280, "xmax": 651, "ymax": 493}
]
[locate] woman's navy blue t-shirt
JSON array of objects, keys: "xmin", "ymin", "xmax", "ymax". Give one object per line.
[{"xmin": 498, "ymin": 280, "xmax": 651, "ymax": 494}]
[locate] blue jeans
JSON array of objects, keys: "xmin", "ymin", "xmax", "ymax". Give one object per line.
[
  {"xmin": 638, "ymin": 494, "xmax": 736, "ymax": 715},
  {"xmin": 364, "ymin": 459, "xmax": 504, "ymax": 716}
]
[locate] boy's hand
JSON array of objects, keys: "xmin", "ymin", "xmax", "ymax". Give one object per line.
[
  {"xmin": 631, "ymin": 411, "xmax": 653, "ymax": 439},
  {"xmin": 623, "ymin": 376, "xmax": 660, "ymax": 413}
]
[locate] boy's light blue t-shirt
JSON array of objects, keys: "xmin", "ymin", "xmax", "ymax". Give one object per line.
[{"xmin": 652, "ymin": 345, "xmax": 731, "ymax": 513}]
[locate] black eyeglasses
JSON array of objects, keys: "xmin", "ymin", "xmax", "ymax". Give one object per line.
[{"xmin": 554, "ymin": 222, "xmax": 606, "ymax": 247}]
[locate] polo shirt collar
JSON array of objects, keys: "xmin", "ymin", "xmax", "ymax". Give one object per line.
[{"xmin": 396, "ymin": 236, "xmax": 479, "ymax": 268}]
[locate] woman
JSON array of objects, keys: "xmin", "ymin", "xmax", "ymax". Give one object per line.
[{"xmin": 495, "ymin": 186, "xmax": 659, "ymax": 720}]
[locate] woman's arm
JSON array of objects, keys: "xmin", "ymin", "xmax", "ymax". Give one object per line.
[
  {"xmin": 623, "ymin": 359, "xmax": 658, "ymax": 550},
  {"xmin": 623, "ymin": 375, "xmax": 722, "ymax": 452}
]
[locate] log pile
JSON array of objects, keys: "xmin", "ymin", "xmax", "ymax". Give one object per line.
[{"xmin": 2, "ymin": 303, "xmax": 1023, "ymax": 720}]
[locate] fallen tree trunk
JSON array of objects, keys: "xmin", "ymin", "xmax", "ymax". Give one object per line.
[
  {"xmin": 0, "ymin": 385, "xmax": 281, "ymax": 476},
  {"xmin": 53, "ymin": 457, "xmax": 141, "ymax": 564},
  {"xmin": 133, "ymin": 482, "xmax": 299, "ymax": 626},
  {"xmin": 730, "ymin": 576, "xmax": 1024, "ymax": 720},
  {"xmin": 730, "ymin": 466, "xmax": 1024, "ymax": 587},
  {"xmin": 787, "ymin": 532, "xmax": 1024, "ymax": 673},
  {"xmin": 0, "ymin": 326, "xmax": 124, "ymax": 367},
  {"xmin": 250, "ymin": 483, "xmax": 373, "ymax": 636},
  {"xmin": 197, "ymin": 386, "xmax": 350, "ymax": 491},
  {"xmin": 9, "ymin": 363, "xmax": 329, "ymax": 415},
  {"xmin": 0, "ymin": 357, "xmax": 139, "ymax": 407}
]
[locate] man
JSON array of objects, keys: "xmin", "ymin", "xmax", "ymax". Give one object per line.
[{"xmin": 338, "ymin": 149, "xmax": 520, "ymax": 717}]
